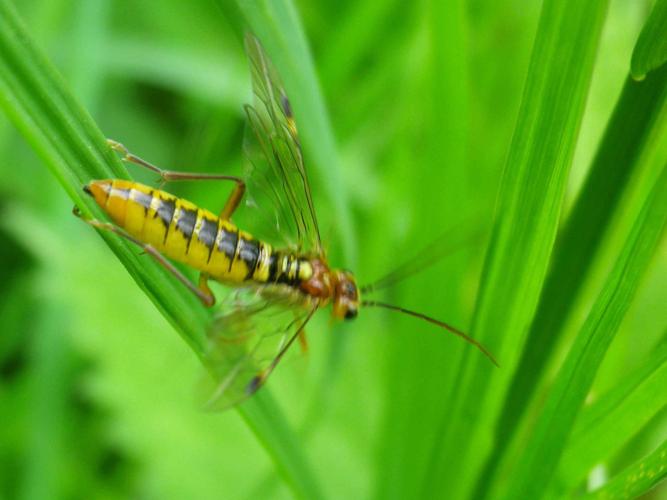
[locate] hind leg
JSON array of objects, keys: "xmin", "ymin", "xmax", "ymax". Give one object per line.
[{"xmin": 73, "ymin": 206, "xmax": 215, "ymax": 307}]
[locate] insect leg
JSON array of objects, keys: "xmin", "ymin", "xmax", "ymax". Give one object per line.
[
  {"xmin": 106, "ymin": 138, "xmax": 246, "ymax": 220},
  {"xmin": 296, "ymin": 304, "xmax": 309, "ymax": 353},
  {"xmin": 245, "ymin": 305, "xmax": 318, "ymax": 396},
  {"xmin": 73, "ymin": 206, "xmax": 215, "ymax": 307},
  {"xmin": 297, "ymin": 329, "xmax": 309, "ymax": 354},
  {"xmin": 198, "ymin": 273, "xmax": 215, "ymax": 305}
]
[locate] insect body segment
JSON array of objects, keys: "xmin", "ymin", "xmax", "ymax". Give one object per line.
[{"xmin": 83, "ymin": 179, "xmax": 312, "ymax": 288}]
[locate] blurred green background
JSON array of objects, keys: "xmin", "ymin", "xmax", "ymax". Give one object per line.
[{"xmin": 0, "ymin": 0, "xmax": 665, "ymax": 498}]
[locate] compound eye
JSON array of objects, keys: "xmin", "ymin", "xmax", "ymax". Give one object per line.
[{"xmin": 344, "ymin": 308, "xmax": 358, "ymax": 320}]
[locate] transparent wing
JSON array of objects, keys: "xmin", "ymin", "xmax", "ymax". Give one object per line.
[
  {"xmin": 242, "ymin": 33, "xmax": 322, "ymax": 255},
  {"xmin": 202, "ymin": 286, "xmax": 316, "ymax": 410}
]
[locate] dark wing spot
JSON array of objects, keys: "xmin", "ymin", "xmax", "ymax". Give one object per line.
[
  {"xmin": 245, "ymin": 373, "xmax": 264, "ymax": 396},
  {"xmin": 280, "ymin": 93, "xmax": 292, "ymax": 117}
]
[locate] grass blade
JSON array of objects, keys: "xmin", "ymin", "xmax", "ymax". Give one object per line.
[
  {"xmin": 494, "ymin": 60, "xmax": 667, "ymax": 479},
  {"xmin": 237, "ymin": 394, "xmax": 324, "ymax": 500},
  {"xmin": 424, "ymin": 0, "xmax": 609, "ymax": 497},
  {"xmin": 0, "ymin": 0, "xmax": 208, "ymax": 354},
  {"xmin": 582, "ymin": 439, "xmax": 667, "ymax": 499},
  {"xmin": 0, "ymin": 2, "xmax": 322, "ymax": 498},
  {"xmin": 556, "ymin": 337, "xmax": 667, "ymax": 490},
  {"xmin": 493, "ymin": 164, "xmax": 667, "ymax": 498},
  {"xmin": 631, "ymin": 0, "xmax": 667, "ymax": 80},
  {"xmin": 373, "ymin": 2, "xmax": 472, "ymax": 498}
]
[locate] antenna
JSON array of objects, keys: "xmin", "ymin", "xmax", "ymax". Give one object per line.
[{"xmin": 362, "ymin": 300, "xmax": 498, "ymax": 367}]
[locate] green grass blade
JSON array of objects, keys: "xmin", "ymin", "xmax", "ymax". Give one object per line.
[
  {"xmin": 0, "ymin": 3, "xmax": 322, "ymax": 498},
  {"xmin": 237, "ymin": 395, "xmax": 324, "ymax": 500},
  {"xmin": 424, "ymin": 0, "xmax": 609, "ymax": 497},
  {"xmin": 373, "ymin": 2, "xmax": 471, "ymax": 498},
  {"xmin": 231, "ymin": 0, "xmax": 357, "ymax": 266},
  {"xmin": 0, "ymin": 0, "xmax": 209, "ymax": 354},
  {"xmin": 582, "ymin": 439, "xmax": 667, "ymax": 499},
  {"xmin": 631, "ymin": 0, "xmax": 667, "ymax": 80},
  {"xmin": 493, "ymin": 164, "xmax": 667, "ymax": 498},
  {"xmin": 494, "ymin": 62, "xmax": 667, "ymax": 477},
  {"xmin": 556, "ymin": 337, "xmax": 667, "ymax": 490}
]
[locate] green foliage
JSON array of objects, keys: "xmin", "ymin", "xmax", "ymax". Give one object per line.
[
  {"xmin": 494, "ymin": 164, "xmax": 667, "ymax": 499},
  {"xmin": 0, "ymin": 0, "xmax": 665, "ymax": 498},
  {"xmin": 557, "ymin": 336, "xmax": 667, "ymax": 490},
  {"xmin": 631, "ymin": 0, "xmax": 667, "ymax": 79},
  {"xmin": 426, "ymin": 1, "xmax": 610, "ymax": 497},
  {"xmin": 502, "ymin": 65, "xmax": 667, "ymax": 462},
  {"xmin": 583, "ymin": 439, "xmax": 667, "ymax": 499}
]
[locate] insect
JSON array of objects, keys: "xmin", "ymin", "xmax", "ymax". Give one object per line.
[{"xmin": 74, "ymin": 34, "xmax": 496, "ymax": 409}]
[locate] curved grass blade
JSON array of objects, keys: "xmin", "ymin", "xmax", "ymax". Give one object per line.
[
  {"xmin": 423, "ymin": 0, "xmax": 610, "ymax": 497},
  {"xmin": 631, "ymin": 0, "xmax": 667, "ymax": 80},
  {"xmin": 490, "ymin": 62, "xmax": 667, "ymax": 490},
  {"xmin": 0, "ymin": 0, "xmax": 208, "ymax": 355},
  {"xmin": 492, "ymin": 164, "xmax": 667, "ymax": 498},
  {"xmin": 582, "ymin": 439, "xmax": 667, "ymax": 499},
  {"xmin": 235, "ymin": 394, "xmax": 324, "ymax": 500},
  {"xmin": 0, "ymin": 3, "xmax": 322, "ymax": 499},
  {"xmin": 555, "ymin": 336, "xmax": 667, "ymax": 491}
]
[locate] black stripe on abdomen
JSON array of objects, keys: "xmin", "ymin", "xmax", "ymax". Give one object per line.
[
  {"xmin": 130, "ymin": 188, "xmax": 153, "ymax": 215},
  {"xmin": 218, "ymin": 227, "xmax": 239, "ymax": 271},
  {"xmin": 176, "ymin": 207, "xmax": 197, "ymax": 252},
  {"xmin": 197, "ymin": 217, "xmax": 218, "ymax": 263},
  {"xmin": 267, "ymin": 252, "xmax": 279, "ymax": 282},
  {"xmin": 274, "ymin": 254, "xmax": 300, "ymax": 286},
  {"xmin": 198, "ymin": 217, "xmax": 218, "ymax": 249},
  {"xmin": 238, "ymin": 238, "xmax": 260, "ymax": 279},
  {"xmin": 156, "ymin": 197, "xmax": 176, "ymax": 232}
]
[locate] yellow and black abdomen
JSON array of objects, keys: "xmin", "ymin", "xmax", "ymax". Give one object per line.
[{"xmin": 84, "ymin": 179, "xmax": 278, "ymax": 285}]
